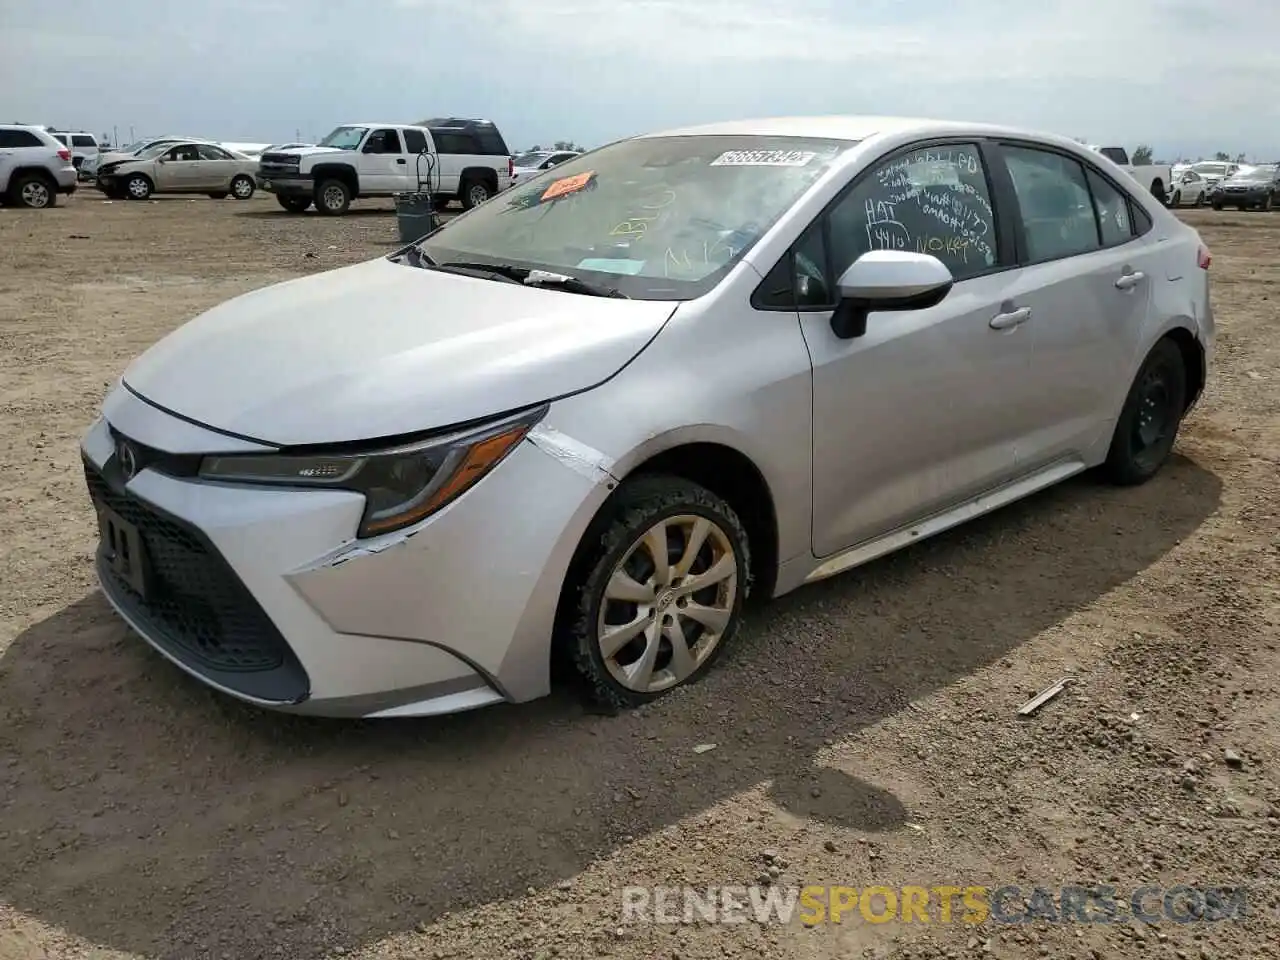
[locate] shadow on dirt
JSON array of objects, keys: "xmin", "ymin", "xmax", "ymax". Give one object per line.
[{"xmin": 0, "ymin": 455, "xmax": 1221, "ymax": 957}]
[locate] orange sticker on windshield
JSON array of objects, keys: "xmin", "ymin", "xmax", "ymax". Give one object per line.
[{"xmin": 541, "ymin": 171, "xmax": 595, "ymax": 202}]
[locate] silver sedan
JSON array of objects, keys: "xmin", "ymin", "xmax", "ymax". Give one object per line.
[
  {"xmin": 81, "ymin": 115, "xmax": 1213, "ymax": 718},
  {"xmin": 95, "ymin": 141, "xmax": 259, "ymax": 201}
]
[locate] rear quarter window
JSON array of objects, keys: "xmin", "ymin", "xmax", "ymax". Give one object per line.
[
  {"xmin": 0, "ymin": 130, "xmax": 45, "ymax": 148},
  {"xmin": 1099, "ymin": 147, "xmax": 1129, "ymax": 165}
]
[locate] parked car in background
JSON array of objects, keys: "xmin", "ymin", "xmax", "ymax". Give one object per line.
[
  {"xmin": 0, "ymin": 124, "xmax": 78, "ymax": 208},
  {"xmin": 47, "ymin": 130, "xmax": 100, "ymax": 171},
  {"xmin": 510, "ymin": 148, "xmax": 581, "ymax": 186},
  {"xmin": 1211, "ymin": 163, "xmax": 1280, "ymax": 211},
  {"xmin": 95, "ymin": 141, "xmax": 259, "ymax": 201},
  {"xmin": 81, "ymin": 115, "xmax": 1213, "ymax": 718},
  {"xmin": 257, "ymin": 119, "xmax": 513, "ymax": 215},
  {"xmin": 221, "ymin": 142, "xmax": 274, "ymax": 159},
  {"xmin": 83, "ymin": 135, "xmax": 215, "ymax": 181},
  {"xmin": 1089, "ymin": 145, "xmax": 1171, "ymax": 203},
  {"xmin": 1166, "ymin": 169, "xmax": 1207, "ymax": 207}
]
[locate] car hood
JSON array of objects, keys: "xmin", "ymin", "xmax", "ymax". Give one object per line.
[
  {"xmin": 278, "ymin": 146, "xmax": 353, "ymax": 159},
  {"xmin": 121, "ymin": 257, "xmax": 678, "ymax": 447}
]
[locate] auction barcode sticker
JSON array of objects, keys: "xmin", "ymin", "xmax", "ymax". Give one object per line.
[{"xmin": 710, "ymin": 150, "xmax": 817, "ymax": 167}]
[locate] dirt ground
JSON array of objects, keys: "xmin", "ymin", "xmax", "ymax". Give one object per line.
[{"xmin": 0, "ymin": 192, "xmax": 1277, "ymax": 960}]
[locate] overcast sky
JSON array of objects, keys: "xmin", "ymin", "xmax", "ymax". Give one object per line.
[{"xmin": 4, "ymin": 0, "xmax": 1279, "ymax": 160}]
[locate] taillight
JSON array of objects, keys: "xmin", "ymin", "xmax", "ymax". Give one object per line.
[
  {"xmin": 1197, "ymin": 245, "xmax": 1211, "ymax": 270},
  {"xmin": 57, "ymin": 148, "xmax": 71, "ymax": 161},
  {"xmin": 508, "ymin": 157, "xmax": 514, "ymax": 178}
]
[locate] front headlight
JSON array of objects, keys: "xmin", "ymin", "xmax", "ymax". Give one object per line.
[{"xmin": 198, "ymin": 405, "xmax": 547, "ymax": 538}]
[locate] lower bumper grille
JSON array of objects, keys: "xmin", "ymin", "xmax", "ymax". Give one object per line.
[{"xmin": 84, "ymin": 458, "xmax": 309, "ymax": 703}]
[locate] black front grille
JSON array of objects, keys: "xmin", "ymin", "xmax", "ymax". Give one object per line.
[{"xmin": 85, "ymin": 457, "xmax": 309, "ymax": 703}]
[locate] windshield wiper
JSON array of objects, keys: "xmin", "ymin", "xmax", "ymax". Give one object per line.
[
  {"xmin": 432, "ymin": 261, "xmax": 527, "ymax": 284},
  {"xmin": 524, "ymin": 269, "xmax": 628, "ymax": 299}
]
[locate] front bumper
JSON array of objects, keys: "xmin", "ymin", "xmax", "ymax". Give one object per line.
[
  {"xmin": 79, "ymin": 386, "xmax": 612, "ymax": 718},
  {"xmin": 258, "ymin": 175, "xmax": 312, "ymax": 196},
  {"xmin": 1214, "ymin": 188, "xmax": 1270, "ymax": 205}
]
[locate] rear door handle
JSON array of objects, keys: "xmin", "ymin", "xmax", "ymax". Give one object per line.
[
  {"xmin": 990, "ymin": 306, "xmax": 1031, "ymax": 330},
  {"xmin": 1115, "ymin": 271, "xmax": 1145, "ymax": 290},
  {"xmin": 396, "ymin": 158, "xmax": 407, "ymax": 164}
]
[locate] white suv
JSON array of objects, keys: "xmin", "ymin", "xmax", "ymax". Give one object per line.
[
  {"xmin": 257, "ymin": 119, "xmax": 514, "ymax": 215},
  {"xmin": 48, "ymin": 130, "xmax": 101, "ymax": 174},
  {"xmin": 0, "ymin": 125, "xmax": 78, "ymax": 208}
]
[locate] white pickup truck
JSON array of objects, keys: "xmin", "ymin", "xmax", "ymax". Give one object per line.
[
  {"xmin": 1088, "ymin": 145, "xmax": 1170, "ymax": 204},
  {"xmin": 256, "ymin": 119, "xmax": 513, "ymax": 216}
]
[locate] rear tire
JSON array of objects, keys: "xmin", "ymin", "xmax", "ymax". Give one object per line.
[
  {"xmin": 562, "ymin": 475, "xmax": 750, "ymax": 711},
  {"xmin": 460, "ymin": 177, "xmax": 492, "ymax": 210},
  {"xmin": 10, "ymin": 173, "xmax": 56, "ymax": 209},
  {"xmin": 315, "ymin": 179, "xmax": 350, "ymax": 215},
  {"xmin": 1194, "ymin": 191, "xmax": 1204, "ymax": 207},
  {"xmin": 1263, "ymin": 194, "xmax": 1274, "ymax": 212},
  {"xmin": 277, "ymin": 195, "xmax": 312, "ymax": 213},
  {"xmin": 230, "ymin": 175, "xmax": 255, "ymax": 200},
  {"xmin": 1101, "ymin": 338, "xmax": 1188, "ymax": 486}
]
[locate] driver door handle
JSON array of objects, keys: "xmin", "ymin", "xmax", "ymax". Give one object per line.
[
  {"xmin": 1115, "ymin": 270, "xmax": 1145, "ymax": 290},
  {"xmin": 396, "ymin": 158, "xmax": 407, "ymax": 164},
  {"xmin": 990, "ymin": 306, "xmax": 1031, "ymax": 330}
]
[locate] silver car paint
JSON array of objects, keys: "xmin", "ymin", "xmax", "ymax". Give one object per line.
[
  {"xmin": 120, "ymin": 258, "xmax": 679, "ymax": 445},
  {"xmin": 83, "ymin": 116, "xmax": 1213, "ymax": 716}
]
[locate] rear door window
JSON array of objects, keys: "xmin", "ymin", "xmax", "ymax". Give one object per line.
[
  {"xmin": 403, "ymin": 129, "xmax": 428, "ymax": 154},
  {"xmin": 1001, "ymin": 145, "xmax": 1100, "ymax": 262},
  {"xmin": 0, "ymin": 130, "xmax": 44, "ymax": 148},
  {"xmin": 1085, "ymin": 169, "xmax": 1135, "ymax": 247}
]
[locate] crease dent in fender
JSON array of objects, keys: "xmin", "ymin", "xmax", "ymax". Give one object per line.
[{"xmin": 526, "ymin": 424, "xmax": 617, "ymax": 485}]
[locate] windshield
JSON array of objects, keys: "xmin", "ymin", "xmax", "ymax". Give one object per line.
[
  {"xmin": 418, "ymin": 134, "xmax": 852, "ymax": 300},
  {"xmin": 1232, "ymin": 164, "xmax": 1276, "ymax": 181},
  {"xmin": 514, "ymin": 151, "xmax": 552, "ymax": 167},
  {"xmin": 1193, "ymin": 162, "xmax": 1229, "ymax": 176},
  {"xmin": 317, "ymin": 126, "xmax": 367, "ymax": 150},
  {"xmin": 137, "ymin": 143, "xmax": 173, "ymax": 159}
]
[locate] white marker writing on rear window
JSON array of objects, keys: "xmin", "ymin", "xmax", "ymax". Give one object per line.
[{"xmin": 710, "ymin": 150, "xmax": 817, "ymax": 167}]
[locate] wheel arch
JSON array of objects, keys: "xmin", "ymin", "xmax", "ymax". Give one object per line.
[
  {"xmin": 460, "ymin": 165, "xmax": 499, "ymax": 190},
  {"xmin": 310, "ymin": 163, "xmax": 359, "ymax": 194},
  {"xmin": 8, "ymin": 165, "xmax": 58, "ymax": 188},
  {"xmin": 1162, "ymin": 324, "xmax": 1206, "ymax": 414}
]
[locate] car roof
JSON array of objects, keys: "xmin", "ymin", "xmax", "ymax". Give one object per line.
[{"xmin": 637, "ymin": 114, "xmax": 1078, "ymax": 148}]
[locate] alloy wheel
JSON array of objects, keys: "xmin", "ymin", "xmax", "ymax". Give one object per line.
[
  {"xmin": 232, "ymin": 177, "xmax": 254, "ymax": 198},
  {"xmin": 468, "ymin": 183, "xmax": 490, "ymax": 207},
  {"xmin": 128, "ymin": 177, "xmax": 150, "ymax": 199},
  {"xmin": 20, "ymin": 181, "xmax": 50, "ymax": 208},
  {"xmin": 322, "ymin": 184, "xmax": 346, "ymax": 211},
  {"xmin": 597, "ymin": 515, "xmax": 738, "ymax": 694}
]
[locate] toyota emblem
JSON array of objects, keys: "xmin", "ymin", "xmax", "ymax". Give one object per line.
[{"xmin": 117, "ymin": 440, "xmax": 138, "ymax": 481}]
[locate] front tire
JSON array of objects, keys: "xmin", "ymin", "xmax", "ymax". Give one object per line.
[
  {"xmin": 276, "ymin": 195, "xmax": 312, "ymax": 213},
  {"xmin": 565, "ymin": 476, "xmax": 750, "ymax": 710},
  {"xmin": 315, "ymin": 178, "xmax": 350, "ymax": 215},
  {"xmin": 1169, "ymin": 190, "xmax": 1181, "ymax": 207},
  {"xmin": 125, "ymin": 174, "xmax": 153, "ymax": 200},
  {"xmin": 1102, "ymin": 338, "xmax": 1188, "ymax": 486},
  {"xmin": 230, "ymin": 175, "xmax": 255, "ymax": 200},
  {"xmin": 1263, "ymin": 194, "xmax": 1274, "ymax": 212}
]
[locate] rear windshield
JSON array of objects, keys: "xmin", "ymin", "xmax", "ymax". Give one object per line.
[{"xmin": 419, "ymin": 134, "xmax": 853, "ymax": 300}]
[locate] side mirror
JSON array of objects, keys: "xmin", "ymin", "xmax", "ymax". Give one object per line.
[{"xmin": 830, "ymin": 250, "xmax": 954, "ymax": 339}]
